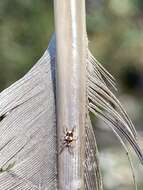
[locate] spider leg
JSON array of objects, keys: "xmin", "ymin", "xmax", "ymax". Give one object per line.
[
  {"xmin": 59, "ymin": 137, "xmax": 65, "ymax": 142},
  {"xmin": 59, "ymin": 143, "xmax": 67, "ymax": 154},
  {"xmin": 63, "ymin": 125, "xmax": 68, "ymax": 134},
  {"xmin": 68, "ymin": 144, "xmax": 74, "ymax": 155},
  {"xmin": 59, "ymin": 139, "xmax": 68, "ymax": 154},
  {"xmin": 72, "ymin": 126, "xmax": 76, "ymax": 133}
]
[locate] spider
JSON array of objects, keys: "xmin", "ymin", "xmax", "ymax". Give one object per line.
[{"xmin": 59, "ymin": 126, "xmax": 77, "ymax": 154}]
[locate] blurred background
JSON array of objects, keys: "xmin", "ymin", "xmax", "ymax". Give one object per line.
[{"xmin": 0, "ymin": 0, "xmax": 143, "ymax": 189}]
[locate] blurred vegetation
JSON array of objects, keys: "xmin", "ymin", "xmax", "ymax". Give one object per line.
[
  {"xmin": 0, "ymin": 0, "xmax": 54, "ymax": 90},
  {"xmin": 0, "ymin": 0, "xmax": 143, "ymax": 189},
  {"xmin": 87, "ymin": 0, "xmax": 143, "ymax": 96}
]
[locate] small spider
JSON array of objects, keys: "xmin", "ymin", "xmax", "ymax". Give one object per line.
[{"xmin": 59, "ymin": 126, "xmax": 77, "ymax": 154}]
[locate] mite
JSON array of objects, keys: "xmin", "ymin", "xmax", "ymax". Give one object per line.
[{"xmin": 59, "ymin": 127, "xmax": 77, "ymax": 154}]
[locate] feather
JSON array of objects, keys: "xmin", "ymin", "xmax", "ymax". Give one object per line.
[
  {"xmin": 0, "ymin": 33, "xmax": 142, "ymax": 190},
  {"xmin": 111, "ymin": 128, "xmax": 138, "ymax": 190},
  {"xmin": 0, "ymin": 37, "xmax": 57, "ymax": 190},
  {"xmin": 84, "ymin": 113, "xmax": 103, "ymax": 190},
  {"xmin": 87, "ymin": 50, "xmax": 143, "ymax": 165}
]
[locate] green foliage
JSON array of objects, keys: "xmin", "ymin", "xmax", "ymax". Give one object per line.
[
  {"xmin": 87, "ymin": 0, "xmax": 143, "ymax": 95},
  {"xmin": 0, "ymin": 0, "xmax": 54, "ymax": 91}
]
